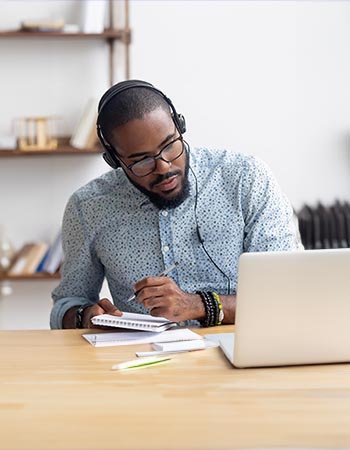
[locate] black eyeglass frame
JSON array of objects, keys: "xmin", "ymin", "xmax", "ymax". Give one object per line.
[{"xmin": 115, "ymin": 135, "xmax": 185, "ymax": 178}]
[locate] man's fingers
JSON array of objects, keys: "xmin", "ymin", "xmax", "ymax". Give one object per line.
[
  {"xmin": 134, "ymin": 276, "xmax": 169, "ymax": 293},
  {"xmin": 142, "ymin": 296, "xmax": 163, "ymax": 310},
  {"xmin": 149, "ymin": 306, "xmax": 170, "ymax": 319},
  {"xmin": 136, "ymin": 286, "xmax": 166, "ymax": 303},
  {"xmin": 97, "ymin": 298, "xmax": 123, "ymax": 316}
]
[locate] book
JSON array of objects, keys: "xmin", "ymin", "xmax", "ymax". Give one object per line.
[
  {"xmin": 41, "ymin": 231, "xmax": 63, "ymax": 274},
  {"xmin": 22, "ymin": 242, "xmax": 49, "ymax": 275},
  {"xmin": 70, "ymin": 99, "xmax": 98, "ymax": 150},
  {"xmin": 36, "ymin": 249, "xmax": 50, "ymax": 272},
  {"xmin": 85, "ymin": 124, "xmax": 99, "ymax": 150},
  {"xmin": 8, "ymin": 242, "xmax": 49, "ymax": 276},
  {"xmin": 90, "ymin": 312, "xmax": 178, "ymax": 333},
  {"xmin": 83, "ymin": 328, "xmax": 203, "ymax": 347},
  {"xmin": 81, "ymin": 0, "xmax": 108, "ymax": 34},
  {"xmin": 8, "ymin": 244, "xmax": 34, "ymax": 275}
]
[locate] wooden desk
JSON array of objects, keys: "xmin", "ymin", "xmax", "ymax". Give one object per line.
[{"xmin": 1, "ymin": 327, "xmax": 350, "ymax": 450}]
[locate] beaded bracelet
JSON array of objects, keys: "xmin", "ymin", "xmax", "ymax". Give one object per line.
[
  {"xmin": 196, "ymin": 291, "xmax": 210, "ymax": 327},
  {"xmin": 203, "ymin": 291, "xmax": 216, "ymax": 327},
  {"xmin": 196, "ymin": 291, "xmax": 216, "ymax": 327},
  {"xmin": 197, "ymin": 291, "xmax": 224, "ymax": 327},
  {"xmin": 208, "ymin": 291, "xmax": 223, "ymax": 326},
  {"xmin": 75, "ymin": 304, "xmax": 90, "ymax": 329},
  {"xmin": 197, "ymin": 291, "xmax": 210, "ymax": 327},
  {"xmin": 212, "ymin": 292, "xmax": 224, "ymax": 325}
]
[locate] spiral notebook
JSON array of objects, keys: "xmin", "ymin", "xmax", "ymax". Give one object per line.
[{"xmin": 90, "ymin": 312, "xmax": 177, "ymax": 332}]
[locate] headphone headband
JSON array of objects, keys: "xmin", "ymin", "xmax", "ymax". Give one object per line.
[
  {"xmin": 98, "ymin": 80, "xmax": 165, "ymax": 115},
  {"xmin": 97, "ymin": 80, "xmax": 186, "ymax": 169}
]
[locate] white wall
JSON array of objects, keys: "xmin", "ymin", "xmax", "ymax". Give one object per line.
[
  {"xmin": 130, "ymin": 0, "xmax": 350, "ymax": 208},
  {"xmin": 0, "ymin": 0, "xmax": 349, "ymax": 329}
]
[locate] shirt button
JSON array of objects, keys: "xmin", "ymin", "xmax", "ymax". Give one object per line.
[
  {"xmin": 163, "ymin": 245, "xmax": 170, "ymax": 252},
  {"xmin": 161, "ymin": 210, "xmax": 168, "ymax": 217}
]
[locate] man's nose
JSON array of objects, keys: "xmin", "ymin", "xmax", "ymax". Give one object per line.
[{"xmin": 153, "ymin": 156, "xmax": 171, "ymax": 174}]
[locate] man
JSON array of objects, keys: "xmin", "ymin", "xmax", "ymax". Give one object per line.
[{"xmin": 50, "ymin": 80, "xmax": 300, "ymax": 329}]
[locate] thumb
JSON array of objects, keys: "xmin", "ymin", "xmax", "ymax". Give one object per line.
[{"xmin": 97, "ymin": 298, "xmax": 123, "ymax": 316}]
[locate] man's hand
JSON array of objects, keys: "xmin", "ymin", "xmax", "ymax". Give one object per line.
[
  {"xmin": 133, "ymin": 276, "xmax": 206, "ymax": 322},
  {"xmin": 82, "ymin": 298, "xmax": 123, "ymax": 328}
]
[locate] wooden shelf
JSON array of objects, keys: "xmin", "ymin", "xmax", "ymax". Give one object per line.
[
  {"xmin": 0, "ymin": 273, "xmax": 60, "ymax": 281},
  {"xmin": 0, "ymin": 30, "xmax": 131, "ymax": 41},
  {"xmin": 0, "ymin": 147, "xmax": 102, "ymax": 157},
  {"xmin": 0, "ymin": 138, "xmax": 102, "ymax": 157}
]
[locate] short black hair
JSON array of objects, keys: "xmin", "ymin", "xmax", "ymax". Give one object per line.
[{"xmin": 98, "ymin": 87, "xmax": 171, "ymax": 142}]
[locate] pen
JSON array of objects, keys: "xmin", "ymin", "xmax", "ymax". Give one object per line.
[
  {"xmin": 111, "ymin": 356, "xmax": 171, "ymax": 371},
  {"xmin": 126, "ymin": 262, "xmax": 179, "ymax": 303}
]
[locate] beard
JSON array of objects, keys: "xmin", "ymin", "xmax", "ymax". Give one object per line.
[{"xmin": 126, "ymin": 150, "xmax": 190, "ymax": 210}]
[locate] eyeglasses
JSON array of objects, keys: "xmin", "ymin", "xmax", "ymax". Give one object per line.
[{"xmin": 119, "ymin": 135, "xmax": 185, "ymax": 178}]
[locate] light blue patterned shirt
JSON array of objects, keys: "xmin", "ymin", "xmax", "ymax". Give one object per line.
[{"xmin": 50, "ymin": 148, "xmax": 299, "ymax": 329}]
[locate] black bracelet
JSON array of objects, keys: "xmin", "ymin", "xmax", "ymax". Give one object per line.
[
  {"xmin": 197, "ymin": 291, "xmax": 217, "ymax": 327},
  {"xmin": 196, "ymin": 291, "xmax": 205, "ymax": 325},
  {"xmin": 196, "ymin": 291, "xmax": 208, "ymax": 327},
  {"xmin": 202, "ymin": 291, "xmax": 215, "ymax": 327},
  {"xmin": 75, "ymin": 305, "xmax": 90, "ymax": 329},
  {"xmin": 208, "ymin": 291, "xmax": 219, "ymax": 326}
]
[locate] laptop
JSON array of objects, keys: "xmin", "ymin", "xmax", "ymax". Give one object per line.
[{"xmin": 207, "ymin": 248, "xmax": 350, "ymax": 368}]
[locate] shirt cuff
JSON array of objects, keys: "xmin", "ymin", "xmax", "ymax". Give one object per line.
[{"xmin": 50, "ymin": 297, "xmax": 92, "ymax": 329}]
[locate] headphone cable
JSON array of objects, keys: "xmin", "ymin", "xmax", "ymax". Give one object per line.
[{"xmin": 189, "ymin": 158, "xmax": 231, "ymax": 295}]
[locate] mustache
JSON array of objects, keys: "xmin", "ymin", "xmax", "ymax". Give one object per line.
[{"xmin": 150, "ymin": 170, "xmax": 182, "ymax": 189}]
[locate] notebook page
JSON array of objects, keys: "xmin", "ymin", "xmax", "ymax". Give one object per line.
[
  {"xmin": 116, "ymin": 312, "xmax": 170, "ymax": 323},
  {"xmin": 90, "ymin": 312, "xmax": 176, "ymax": 331}
]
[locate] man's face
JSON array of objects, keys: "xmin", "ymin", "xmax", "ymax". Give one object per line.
[{"xmin": 110, "ymin": 107, "xmax": 189, "ymax": 209}]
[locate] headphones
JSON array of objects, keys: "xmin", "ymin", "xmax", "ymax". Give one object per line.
[{"xmin": 96, "ymin": 80, "xmax": 187, "ymax": 169}]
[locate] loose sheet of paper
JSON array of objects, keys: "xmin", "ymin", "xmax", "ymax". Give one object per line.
[{"xmin": 83, "ymin": 328, "xmax": 202, "ymax": 347}]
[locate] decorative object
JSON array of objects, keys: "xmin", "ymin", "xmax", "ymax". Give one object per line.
[{"xmin": 16, "ymin": 116, "xmax": 58, "ymax": 151}]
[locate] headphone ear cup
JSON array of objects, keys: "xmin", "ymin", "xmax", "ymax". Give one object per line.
[
  {"xmin": 103, "ymin": 151, "xmax": 120, "ymax": 169},
  {"xmin": 97, "ymin": 124, "xmax": 121, "ymax": 169},
  {"xmin": 177, "ymin": 114, "xmax": 186, "ymax": 134}
]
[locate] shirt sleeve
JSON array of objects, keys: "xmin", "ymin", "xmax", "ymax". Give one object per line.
[
  {"xmin": 240, "ymin": 156, "xmax": 301, "ymax": 252},
  {"xmin": 50, "ymin": 194, "xmax": 105, "ymax": 329}
]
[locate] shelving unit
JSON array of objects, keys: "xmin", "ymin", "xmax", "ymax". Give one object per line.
[{"xmin": 0, "ymin": 0, "xmax": 131, "ymax": 284}]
